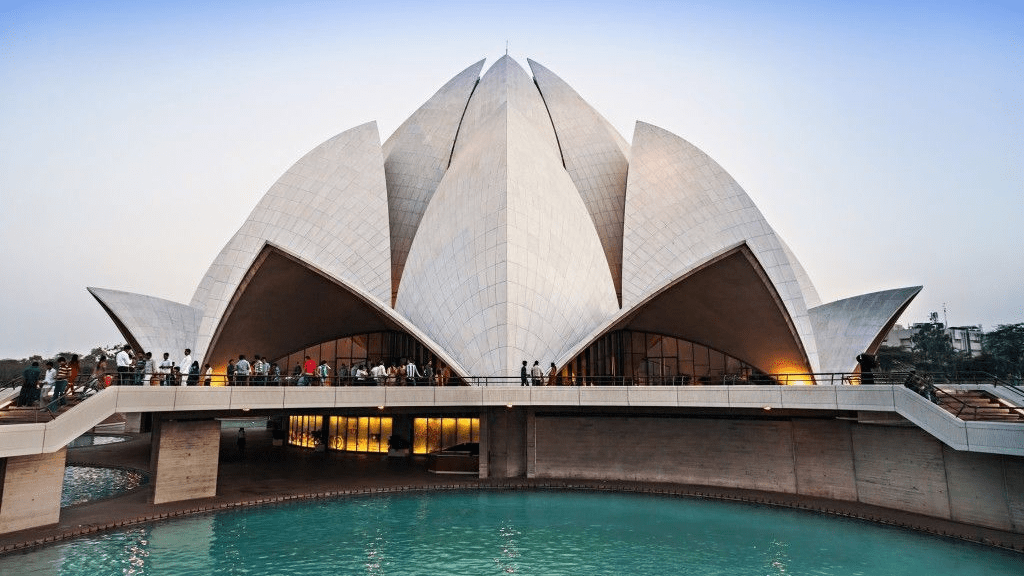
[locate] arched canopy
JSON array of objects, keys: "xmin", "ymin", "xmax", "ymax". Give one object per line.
[
  {"xmin": 561, "ymin": 244, "xmax": 813, "ymax": 378},
  {"xmin": 205, "ymin": 244, "xmax": 463, "ymax": 375}
]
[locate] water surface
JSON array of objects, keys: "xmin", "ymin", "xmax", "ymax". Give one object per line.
[{"xmin": 3, "ymin": 491, "xmax": 1020, "ymax": 575}]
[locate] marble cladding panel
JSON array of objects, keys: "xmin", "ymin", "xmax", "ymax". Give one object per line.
[
  {"xmin": 621, "ymin": 121, "xmax": 819, "ymax": 371},
  {"xmin": 383, "ymin": 60, "xmax": 485, "ymax": 300},
  {"xmin": 528, "ymin": 59, "xmax": 629, "ymax": 298},
  {"xmin": 396, "ymin": 62, "xmax": 617, "ymax": 377},
  {"xmin": 190, "ymin": 122, "xmax": 392, "ymax": 358},
  {"xmin": 809, "ymin": 287, "xmax": 922, "ymax": 374},
  {"xmin": 88, "ymin": 287, "xmax": 202, "ymax": 361}
]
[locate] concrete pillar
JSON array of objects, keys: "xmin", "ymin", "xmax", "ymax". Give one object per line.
[
  {"xmin": 0, "ymin": 448, "xmax": 67, "ymax": 534},
  {"xmin": 150, "ymin": 418, "xmax": 221, "ymax": 505},
  {"xmin": 484, "ymin": 407, "xmax": 527, "ymax": 479}
]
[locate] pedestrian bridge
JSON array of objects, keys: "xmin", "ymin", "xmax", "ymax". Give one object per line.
[{"xmin": 1, "ymin": 384, "xmax": 1021, "ymax": 458}]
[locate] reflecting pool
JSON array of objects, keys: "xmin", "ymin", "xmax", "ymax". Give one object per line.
[
  {"xmin": 61, "ymin": 466, "xmax": 148, "ymax": 508},
  {"xmin": 66, "ymin": 434, "xmax": 129, "ymax": 449},
  {"xmin": 3, "ymin": 491, "xmax": 1020, "ymax": 575}
]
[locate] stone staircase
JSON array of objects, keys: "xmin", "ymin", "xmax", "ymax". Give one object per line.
[{"xmin": 936, "ymin": 389, "xmax": 1024, "ymax": 422}]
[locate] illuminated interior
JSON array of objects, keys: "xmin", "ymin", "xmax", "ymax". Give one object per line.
[
  {"xmin": 286, "ymin": 415, "xmax": 479, "ymax": 454},
  {"xmin": 412, "ymin": 417, "xmax": 480, "ymax": 454},
  {"xmin": 561, "ymin": 329, "xmax": 773, "ymax": 385},
  {"xmin": 274, "ymin": 331, "xmax": 459, "ymax": 384}
]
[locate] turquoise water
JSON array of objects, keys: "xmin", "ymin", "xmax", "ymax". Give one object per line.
[
  {"xmin": 61, "ymin": 466, "xmax": 148, "ymax": 508},
  {"xmin": 2, "ymin": 491, "xmax": 1020, "ymax": 575},
  {"xmin": 67, "ymin": 435, "xmax": 129, "ymax": 448}
]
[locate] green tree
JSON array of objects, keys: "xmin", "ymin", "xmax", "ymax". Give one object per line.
[
  {"xmin": 911, "ymin": 321, "xmax": 955, "ymax": 374},
  {"xmin": 876, "ymin": 345, "xmax": 916, "ymax": 372},
  {"xmin": 983, "ymin": 323, "xmax": 1024, "ymax": 378}
]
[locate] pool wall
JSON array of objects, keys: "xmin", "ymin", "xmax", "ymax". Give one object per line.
[{"xmin": 486, "ymin": 410, "xmax": 1024, "ymax": 534}]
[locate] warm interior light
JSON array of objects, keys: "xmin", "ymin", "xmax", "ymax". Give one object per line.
[
  {"xmin": 377, "ymin": 405, "xmax": 385, "ymax": 410},
  {"xmin": 506, "ymin": 403, "xmax": 513, "ymax": 408}
]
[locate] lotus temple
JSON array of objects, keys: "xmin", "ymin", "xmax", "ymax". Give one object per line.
[{"xmin": 1, "ymin": 57, "xmax": 1021, "ymax": 550}]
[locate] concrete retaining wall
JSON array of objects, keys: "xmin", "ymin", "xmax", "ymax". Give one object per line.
[
  {"xmin": 0, "ymin": 449, "xmax": 67, "ymax": 533},
  {"xmin": 503, "ymin": 412, "xmax": 1024, "ymax": 534}
]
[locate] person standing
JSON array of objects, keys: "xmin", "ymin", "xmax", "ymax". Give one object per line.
[
  {"xmin": 226, "ymin": 358, "xmax": 236, "ymax": 386},
  {"xmin": 158, "ymin": 353, "xmax": 174, "ymax": 386},
  {"xmin": 133, "ymin": 352, "xmax": 146, "ymax": 386},
  {"xmin": 423, "ymin": 363, "xmax": 434, "ymax": 386},
  {"xmin": 547, "ymin": 362, "xmax": 558, "ymax": 387},
  {"xmin": 115, "ymin": 345, "xmax": 132, "ymax": 386},
  {"xmin": 67, "ymin": 354, "xmax": 81, "ymax": 396},
  {"xmin": 531, "ymin": 360, "xmax": 543, "ymax": 387},
  {"xmin": 17, "ymin": 361, "xmax": 41, "ymax": 407},
  {"xmin": 52, "ymin": 357, "xmax": 71, "ymax": 411},
  {"xmin": 203, "ymin": 363, "xmax": 213, "ymax": 386},
  {"xmin": 235, "ymin": 354, "xmax": 251, "ymax": 386},
  {"xmin": 92, "ymin": 354, "xmax": 108, "ymax": 389},
  {"xmin": 142, "ymin": 352, "xmax": 155, "ymax": 386},
  {"xmin": 180, "ymin": 349, "xmax": 193, "ymax": 381},
  {"xmin": 40, "ymin": 361, "xmax": 56, "ymax": 408},
  {"xmin": 405, "ymin": 359, "xmax": 421, "ymax": 386},
  {"xmin": 316, "ymin": 360, "xmax": 331, "ymax": 386},
  {"xmin": 856, "ymin": 353, "xmax": 877, "ymax": 386},
  {"xmin": 301, "ymin": 356, "xmax": 316, "ymax": 386},
  {"xmin": 520, "ymin": 361, "xmax": 529, "ymax": 386}
]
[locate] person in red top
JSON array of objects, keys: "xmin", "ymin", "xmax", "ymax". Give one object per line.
[{"xmin": 301, "ymin": 356, "xmax": 316, "ymax": 386}]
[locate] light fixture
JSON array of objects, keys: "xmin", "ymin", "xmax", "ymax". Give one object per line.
[
  {"xmin": 506, "ymin": 403, "xmax": 514, "ymax": 409},
  {"xmin": 242, "ymin": 408, "xmax": 250, "ymax": 412},
  {"xmin": 763, "ymin": 406, "xmax": 772, "ymax": 411},
  {"xmin": 377, "ymin": 405, "xmax": 385, "ymax": 410}
]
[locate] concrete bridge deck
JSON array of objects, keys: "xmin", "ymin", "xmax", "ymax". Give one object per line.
[{"xmin": 1, "ymin": 384, "xmax": 1022, "ymax": 458}]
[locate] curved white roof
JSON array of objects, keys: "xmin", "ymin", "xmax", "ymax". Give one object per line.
[
  {"xmin": 622, "ymin": 121, "xmax": 820, "ymax": 371},
  {"xmin": 189, "ymin": 121, "xmax": 391, "ymax": 358},
  {"xmin": 395, "ymin": 57, "xmax": 617, "ymax": 376},
  {"xmin": 90, "ymin": 56, "xmax": 921, "ymax": 382}
]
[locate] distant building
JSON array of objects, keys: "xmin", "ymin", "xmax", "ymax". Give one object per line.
[{"xmin": 882, "ymin": 324, "xmax": 984, "ymax": 357}]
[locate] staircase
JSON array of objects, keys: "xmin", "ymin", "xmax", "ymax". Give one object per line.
[{"xmin": 936, "ymin": 389, "xmax": 1024, "ymax": 422}]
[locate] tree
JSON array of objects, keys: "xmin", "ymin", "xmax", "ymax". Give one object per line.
[
  {"xmin": 876, "ymin": 345, "xmax": 916, "ymax": 372},
  {"xmin": 911, "ymin": 321, "xmax": 955, "ymax": 374},
  {"xmin": 983, "ymin": 323, "xmax": 1024, "ymax": 379}
]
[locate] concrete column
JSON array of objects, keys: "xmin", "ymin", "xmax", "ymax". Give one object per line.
[
  {"xmin": 150, "ymin": 418, "xmax": 221, "ymax": 505},
  {"xmin": 0, "ymin": 448, "xmax": 67, "ymax": 534},
  {"xmin": 479, "ymin": 409, "xmax": 489, "ymax": 479}
]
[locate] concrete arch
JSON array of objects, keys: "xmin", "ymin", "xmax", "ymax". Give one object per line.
[
  {"xmin": 87, "ymin": 287, "xmax": 202, "ymax": 360},
  {"xmin": 204, "ymin": 243, "xmax": 466, "ymax": 377},
  {"xmin": 810, "ymin": 286, "xmax": 923, "ymax": 374},
  {"xmin": 556, "ymin": 243, "xmax": 812, "ymax": 379},
  {"xmin": 622, "ymin": 121, "xmax": 820, "ymax": 371},
  {"xmin": 190, "ymin": 122, "xmax": 391, "ymax": 360}
]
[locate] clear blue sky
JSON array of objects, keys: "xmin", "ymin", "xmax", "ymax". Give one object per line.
[{"xmin": 0, "ymin": 0, "xmax": 1020, "ymax": 358}]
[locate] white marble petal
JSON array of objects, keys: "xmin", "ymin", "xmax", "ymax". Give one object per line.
[
  {"xmin": 384, "ymin": 60, "xmax": 485, "ymax": 302},
  {"xmin": 622, "ymin": 121, "xmax": 819, "ymax": 371},
  {"xmin": 190, "ymin": 122, "xmax": 391, "ymax": 358},
  {"xmin": 395, "ymin": 56, "xmax": 618, "ymax": 377},
  {"xmin": 810, "ymin": 286, "xmax": 922, "ymax": 373},
  {"xmin": 528, "ymin": 59, "xmax": 630, "ymax": 300},
  {"xmin": 88, "ymin": 287, "xmax": 202, "ymax": 360}
]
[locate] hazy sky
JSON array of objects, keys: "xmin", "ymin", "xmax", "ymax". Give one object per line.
[{"xmin": 0, "ymin": 0, "xmax": 1020, "ymax": 359}]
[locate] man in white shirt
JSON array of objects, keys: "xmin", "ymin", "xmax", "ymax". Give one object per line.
[
  {"xmin": 235, "ymin": 355, "xmax": 251, "ymax": 386},
  {"xmin": 158, "ymin": 352, "xmax": 174, "ymax": 386},
  {"xmin": 40, "ymin": 361, "xmax": 57, "ymax": 408},
  {"xmin": 115, "ymin": 345, "xmax": 132, "ymax": 386},
  {"xmin": 180, "ymin": 349, "xmax": 193, "ymax": 386}
]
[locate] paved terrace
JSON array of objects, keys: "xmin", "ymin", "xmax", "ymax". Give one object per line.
[{"xmin": 1, "ymin": 384, "xmax": 1022, "ymax": 458}]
